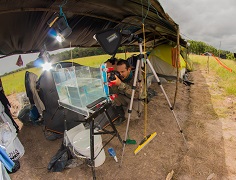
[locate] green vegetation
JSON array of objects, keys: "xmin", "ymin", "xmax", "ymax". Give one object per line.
[
  {"xmin": 1, "ymin": 67, "xmax": 42, "ymax": 95},
  {"xmin": 190, "ymin": 54, "xmax": 236, "ymax": 95},
  {"xmin": 188, "ymin": 40, "xmax": 235, "ymax": 60},
  {"xmin": 25, "ymin": 41, "xmax": 235, "ymax": 70},
  {"xmin": 1, "ymin": 53, "xmax": 136, "ymax": 95},
  {"xmin": 65, "ymin": 53, "xmax": 137, "ymax": 67},
  {"xmin": 26, "ymin": 47, "xmax": 141, "ymax": 68},
  {"xmin": 2, "ymin": 52, "xmax": 236, "ymax": 96},
  {"xmin": 51, "ymin": 46, "xmax": 140, "ymax": 62}
]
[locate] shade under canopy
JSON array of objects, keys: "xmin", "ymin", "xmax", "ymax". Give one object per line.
[{"xmin": 0, "ymin": 0, "xmax": 186, "ymax": 57}]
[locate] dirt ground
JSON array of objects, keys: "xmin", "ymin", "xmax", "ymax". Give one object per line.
[{"xmin": 7, "ymin": 64, "xmax": 236, "ymax": 180}]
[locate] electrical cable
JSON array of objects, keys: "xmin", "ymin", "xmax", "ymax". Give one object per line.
[{"xmin": 142, "ymin": 23, "xmax": 148, "ymax": 140}]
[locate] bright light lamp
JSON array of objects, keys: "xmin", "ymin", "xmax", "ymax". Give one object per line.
[
  {"xmin": 56, "ymin": 34, "xmax": 64, "ymax": 42},
  {"xmin": 42, "ymin": 62, "xmax": 52, "ymax": 71}
]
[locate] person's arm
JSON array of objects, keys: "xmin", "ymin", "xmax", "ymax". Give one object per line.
[
  {"xmin": 111, "ymin": 75, "xmax": 144, "ymax": 99},
  {"xmin": 118, "ymin": 80, "xmax": 143, "ymax": 99}
]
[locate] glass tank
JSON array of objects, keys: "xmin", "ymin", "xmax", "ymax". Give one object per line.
[{"xmin": 52, "ymin": 65, "xmax": 107, "ymax": 116}]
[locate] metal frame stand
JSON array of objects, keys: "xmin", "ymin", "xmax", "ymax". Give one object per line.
[
  {"xmin": 121, "ymin": 38, "xmax": 187, "ymax": 165},
  {"xmin": 81, "ymin": 102, "xmax": 123, "ymax": 180}
]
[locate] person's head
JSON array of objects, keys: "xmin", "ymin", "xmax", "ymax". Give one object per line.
[{"xmin": 116, "ymin": 60, "xmax": 131, "ymax": 80}]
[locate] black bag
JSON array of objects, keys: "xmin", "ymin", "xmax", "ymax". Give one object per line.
[
  {"xmin": 47, "ymin": 143, "xmax": 73, "ymax": 172},
  {"xmin": 17, "ymin": 105, "xmax": 31, "ymax": 125}
]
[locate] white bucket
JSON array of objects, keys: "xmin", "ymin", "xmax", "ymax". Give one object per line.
[{"xmin": 73, "ymin": 129, "xmax": 105, "ymax": 167}]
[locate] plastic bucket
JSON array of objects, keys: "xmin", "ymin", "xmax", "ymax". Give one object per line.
[{"xmin": 73, "ymin": 129, "xmax": 105, "ymax": 167}]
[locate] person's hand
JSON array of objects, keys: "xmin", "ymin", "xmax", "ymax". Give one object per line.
[{"xmin": 111, "ymin": 75, "xmax": 121, "ymax": 86}]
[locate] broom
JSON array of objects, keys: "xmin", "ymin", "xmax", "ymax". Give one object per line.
[
  {"xmin": 134, "ymin": 25, "xmax": 156, "ymax": 155},
  {"xmin": 134, "ymin": 78, "xmax": 157, "ymax": 154}
]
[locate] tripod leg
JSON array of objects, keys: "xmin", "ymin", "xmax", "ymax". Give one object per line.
[
  {"xmin": 146, "ymin": 58, "xmax": 187, "ymax": 147},
  {"xmin": 137, "ymin": 62, "xmax": 143, "ymax": 116},
  {"xmin": 120, "ymin": 58, "xmax": 141, "ymax": 165},
  {"xmin": 90, "ymin": 118, "xmax": 96, "ymax": 180}
]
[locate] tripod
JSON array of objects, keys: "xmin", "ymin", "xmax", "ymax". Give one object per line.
[{"xmin": 120, "ymin": 38, "xmax": 187, "ymax": 164}]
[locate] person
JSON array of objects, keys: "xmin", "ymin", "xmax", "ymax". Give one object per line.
[{"xmin": 109, "ymin": 59, "xmax": 145, "ymax": 125}]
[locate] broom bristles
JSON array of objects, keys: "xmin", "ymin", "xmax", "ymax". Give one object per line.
[{"xmin": 134, "ymin": 132, "xmax": 157, "ymax": 155}]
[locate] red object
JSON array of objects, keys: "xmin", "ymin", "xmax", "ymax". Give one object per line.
[
  {"xmin": 107, "ymin": 67, "xmax": 114, "ymax": 72},
  {"xmin": 96, "ymin": 104, "xmax": 102, "ymax": 108},
  {"xmin": 109, "ymin": 94, "xmax": 117, "ymax": 101},
  {"xmin": 16, "ymin": 55, "xmax": 23, "ymax": 67},
  {"xmin": 211, "ymin": 54, "xmax": 232, "ymax": 72},
  {"xmin": 108, "ymin": 81, "xmax": 116, "ymax": 86}
]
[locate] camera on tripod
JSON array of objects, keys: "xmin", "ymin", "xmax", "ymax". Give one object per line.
[
  {"xmin": 108, "ymin": 71, "xmax": 121, "ymax": 81},
  {"xmin": 127, "ymin": 54, "xmax": 138, "ymax": 69}
]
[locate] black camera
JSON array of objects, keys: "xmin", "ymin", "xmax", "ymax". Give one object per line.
[
  {"xmin": 108, "ymin": 71, "xmax": 121, "ymax": 81},
  {"xmin": 127, "ymin": 54, "xmax": 138, "ymax": 69}
]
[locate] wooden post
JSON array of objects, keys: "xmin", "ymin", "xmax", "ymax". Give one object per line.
[
  {"xmin": 173, "ymin": 24, "xmax": 180, "ymax": 109},
  {"xmin": 207, "ymin": 56, "xmax": 209, "ymax": 73}
]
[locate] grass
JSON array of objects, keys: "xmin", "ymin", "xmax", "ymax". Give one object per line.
[
  {"xmin": 1, "ymin": 67, "xmax": 43, "ymax": 95},
  {"xmin": 190, "ymin": 54, "xmax": 236, "ymax": 95},
  {"xmin": 2, "ymin": 53, "xmax": 236, "ymax": 96},
  {"xmin": 1, "ymin": 53, "xmax": 137, "ymax": 95},
  {"xmin": 65, "ymin": 53, "xmax": 138, "ymax": 67}
]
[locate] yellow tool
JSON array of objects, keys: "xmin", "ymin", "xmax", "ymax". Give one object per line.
[
  {"xmin": 134, "ymin": 132, "xmax": 157, "ymax": 155},
  {"xmin": 49, "ymin": 17, "xmax": 59, "ymax": 27}
]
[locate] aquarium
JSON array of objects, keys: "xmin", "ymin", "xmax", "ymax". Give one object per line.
[{"xmin": 52, "ymin": 65, "xmax": 108, "ymax": 116}]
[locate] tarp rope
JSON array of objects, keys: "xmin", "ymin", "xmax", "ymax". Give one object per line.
[
  {"xmin": 142, "ymin": 23, "xmax": 148, "ymax": 139},
  {"xmin": 141, "ymin": 0, "xmax": 149, "ymax": 141}
]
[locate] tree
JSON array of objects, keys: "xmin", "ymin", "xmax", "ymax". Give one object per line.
[{"xmin": 188, "ymin": 40, "xmax": 235, "ymax": 60}]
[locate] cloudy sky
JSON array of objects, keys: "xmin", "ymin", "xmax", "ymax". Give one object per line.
[{"xmin": 158, "ymin": 0, "xmax": 236, "ymax": 52}]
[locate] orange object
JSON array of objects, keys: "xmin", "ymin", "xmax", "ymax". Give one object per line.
[{"xmin": 212, "ymin": 54, "xmax": 232, "ymax": 72}]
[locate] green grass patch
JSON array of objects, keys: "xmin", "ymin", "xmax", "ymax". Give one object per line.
[
  {"xmin": 3, "ymin": 53, "xmax": 236, "ymax": 96},
  {"xmin": 2, "ymin": 67, "xmax": 42, "ymax": 95},
  {"xmin": 1, "ymin": 53, "xmax": 137, "ymax": 95},
  {"xmin": 65, "ymin": 53, "xmax": 138, "ymax": 67},
  {"xmin": 190, "ymin": 54, "xmax": 236, "ymax": 95}
]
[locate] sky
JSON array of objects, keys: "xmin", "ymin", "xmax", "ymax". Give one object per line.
[
  {"xmin": 0, "ymin": 48, "xmax": 71, "ymax": 76},
  {"xmin": 158, "ymin": 0, "xmax": 236, "ymax": 52}
]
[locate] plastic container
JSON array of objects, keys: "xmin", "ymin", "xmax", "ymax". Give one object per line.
[
  {"xmin": 52, "ymin": 65, "xmax": 107, "ymax": 116},
  {"xmin": 0, "ymin": 123, "xmax": 24, "ymax": 160},
  {"xmin": 6, "ymin": 137, "xmax": 24, "ymax": 160},
  {"xmin": 72, "ymin": 129, "xmax": 105, "ymax": 167}
]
